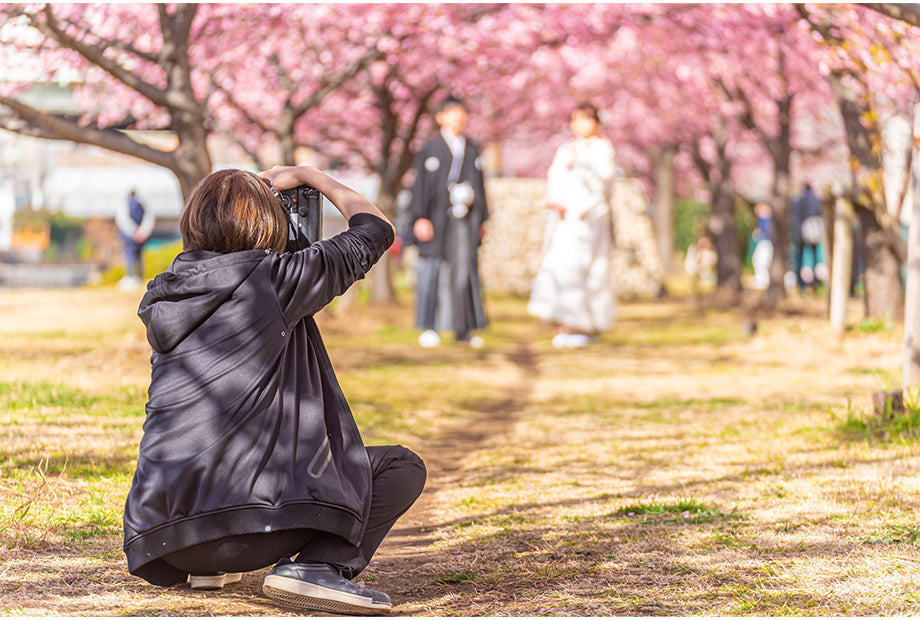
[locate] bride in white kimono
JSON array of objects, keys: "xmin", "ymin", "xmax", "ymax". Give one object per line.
[{"xmin": 527, "ymin": 102, "xmax": 617, "ymax": 348}]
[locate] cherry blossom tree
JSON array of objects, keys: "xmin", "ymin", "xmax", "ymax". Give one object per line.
[
  {"xmin": 707, "ymin": 4, "xmax": 834, "ymax": 304},
  {"xmin": 797, "ymin": 3, "xmax": 920, "ymax": 319},
  {"xmin": 514, "ymin": 4, "xmax": 829, "ymax": 294},
  {"xmin": 0, "ymin": 3, "xmax": 398, "ymax": 198},
  {"xmin": 5, "ymin": 2, "xmax": 920, "ymax": 313},
  {"xmin": 518, "ymin": 2, "xmax": 920, "ymax": 310},
  {"xmin": 290, "ymin": 4, "xmax": 634, "ymax": 213},
  {"xmin": 193, "ymin": 3, "xmax": 387, "ymax": 170},
  {"xmin": 0, "ymin": 3, "xmax": 211, "ymax": 197}
]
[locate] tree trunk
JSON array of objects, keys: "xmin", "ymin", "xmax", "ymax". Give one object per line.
[
  {"xmin": 694, "ymin": 121, "xmax": 741, "ymax": 293},
  {"xmin": 278, "ymin": 105, "xmax": 298, "ymax": 167},
  {"xmin": 857, "ymin": 205, "xmax": 905, "ymax": 320},
  {"xmin": 651, "ymin": 146, "xmax": 676, "ymax": 274},
  {"xmin": 171, "ymin": 160, "xmax": 210, "ymax": 202},
  {"xmin": 708, "ymin": 181, "xmax": 742, "ymax": 291},
  {"xmin": 764, "ymin": 93, "xmax": 793, "ymax": 307},
  {"xmin": 828, "ymin": 70, "xmax": 907, "ymax": 321},
  {"xmin": 367, "ymin": 183, "xmax": 399, "ymax": 304},
  {"xmin": 170, "ymin": 117, "xmax": 213, "ymax": 199},
  {"xmin": 765, "ymin": 168, "xmax": 790, "ymax": 306},
  {"xmin": 369, "ymin": 252, "xmax": 396, "ymax": 303},
  {"xmin": 151, "ymin": 5, "xmax": 211, "ymax": 201}
]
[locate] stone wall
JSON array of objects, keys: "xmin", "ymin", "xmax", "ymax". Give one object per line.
[
  {"xmin": 608, "ymin": 178, "xmax": 666, "ymax": 299},
  {"xmin": 477, "ymin": 178, "xmax": 546, "ymax": 295},
  {"xmin": 479, "ymin": 177, "xmax": 664, "ymax": 299}
]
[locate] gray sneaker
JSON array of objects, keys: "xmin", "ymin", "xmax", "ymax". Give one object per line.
[{"xmin": 262, "ymin": 562, "xmax": 392, "ymax": 615}]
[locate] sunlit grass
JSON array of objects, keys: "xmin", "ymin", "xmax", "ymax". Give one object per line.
[
  {"xmin": 612, "ymin": 498, "xmax": 745, "ymax": 525},
  {"xmin": 0, "ymin": 381, "xmax": 144, "ymax": 415},
  {"xmin": 0, "ymin": 286, "xmax": 916, "ymax": 615}
]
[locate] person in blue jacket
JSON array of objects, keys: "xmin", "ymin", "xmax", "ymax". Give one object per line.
[
  {"xmin": 116, "ymin": 189, "xmax": 155, "ymax": 288},
  {"xmin": 122, "ymin": 166, "xmax": 426, "ymax": 616}
]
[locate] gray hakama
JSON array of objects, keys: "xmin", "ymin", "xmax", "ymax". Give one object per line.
[{"xmin": 415, "ymin": 215, "xmax": 486, "ymax": 337}]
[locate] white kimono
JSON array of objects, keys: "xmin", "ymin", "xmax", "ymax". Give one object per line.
[{"xmin": 527, "ymin": 135, "xmax": 617, "ymax": 334}]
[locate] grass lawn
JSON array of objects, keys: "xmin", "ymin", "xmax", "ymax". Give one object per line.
[{"xmin": 1, "ymin": 284, "xmax": 919, "ymax": 616}]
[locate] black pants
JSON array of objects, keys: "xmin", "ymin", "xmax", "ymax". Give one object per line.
[{"xmin": 161, "ymin": 445, "xmax": 426, "ymax": 580}]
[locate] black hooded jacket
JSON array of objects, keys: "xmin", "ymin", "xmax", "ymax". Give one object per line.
[{"xmin": 123, "ymin": 213, "xmax": 394, "ymax": 586}]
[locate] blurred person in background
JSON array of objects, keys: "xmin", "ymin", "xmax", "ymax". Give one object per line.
[
  {"xmin": 408, "ymin": 96, "xmax": 489, "ymax": 349},
  {"xmin": 528, "ymin": 102, "xmax": 618, "ymax": 348},
  {"xmin": 750, "ymin": 201, "xmax": 774, "ymax": 290},
  {"xmin": 116, "ymin": 189, "xmax": 155, "ymax": 288},
  {"xmin": 791, "ymin": 182, "xmax": 826, "ymax": 291}
]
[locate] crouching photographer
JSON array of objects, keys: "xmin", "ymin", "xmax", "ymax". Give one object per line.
[{"xmin": 122, "ymin": 165, "xmax": 426, "ymax": 615}]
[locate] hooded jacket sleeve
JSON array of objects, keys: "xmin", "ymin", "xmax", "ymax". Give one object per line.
[{"xmin": 273, "ymin": 212, "xmax": 394, "ymax": 322}]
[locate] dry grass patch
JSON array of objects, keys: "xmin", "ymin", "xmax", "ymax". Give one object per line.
[
  {"xmin": 2, "ymin": 287, "xmax": 920, "ymax": 615},
  {"xmin": 382, "ymin": 299, "xmax": 920, "ymax": 615}
]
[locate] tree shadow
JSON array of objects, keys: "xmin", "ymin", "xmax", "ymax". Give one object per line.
[{"xmin": 377, "ymin": 485, "xmax": 915, "ymax": 616}]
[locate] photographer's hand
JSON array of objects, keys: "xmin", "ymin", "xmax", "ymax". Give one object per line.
[{"xmin": 259, "ymin": 166, "xmax": 394, "ymax": 233}]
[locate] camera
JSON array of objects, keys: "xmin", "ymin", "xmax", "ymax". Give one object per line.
[{"xmin": 279, "ymin": 185, "xmax": 323, "ymax": 251}]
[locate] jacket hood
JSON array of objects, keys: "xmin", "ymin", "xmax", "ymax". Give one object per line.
[{"xmin": 138, "ymin": 249, "xmax": 268, "ymax": 353}]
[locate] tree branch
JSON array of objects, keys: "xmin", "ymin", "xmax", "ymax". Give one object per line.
[
  {"xmin": 0, "ymin": 95, "xmax": 176, "ymax": 169},
  {"xmin": 207, "ymin": 73, "xmax": 273, "ymax": 135},
  {"xmin": 859, "ymin": 3, "xmax": 920, "ymax": 28},
  {"xmin": 716, "ymin": 78, "xmax": 781, "ymax": 162},
  {"xmin": 35, "ymin": 4, "xmax": 171, "ymax": 106},
  {"xmin": 36, "ymin": 8, "xmax": 163, "ymax": 65},
  {"xmin": 292, "ymin": 47, "xmax": 383, "ymax": 117},
  {"xmin": 795, "ymin": 3, "xmax": 846, "ymax": 45}
]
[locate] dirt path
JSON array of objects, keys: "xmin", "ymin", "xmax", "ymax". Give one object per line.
[{"xmin": 371, "ymin": 343, "xmax": 540, "ymax": 613}]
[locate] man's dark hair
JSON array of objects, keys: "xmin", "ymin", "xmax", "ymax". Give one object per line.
[{"xmin": 437, "ymin": 96, "xmax": 468, "ymax": 113}]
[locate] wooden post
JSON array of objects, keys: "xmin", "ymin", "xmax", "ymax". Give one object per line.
[
  {"xmin": 903, "ymin": 103, "xmax": 920, "ymax": 391},
  {"xmin": 829, "ymin": 193, "xmax": 854, "ymax": 333}
]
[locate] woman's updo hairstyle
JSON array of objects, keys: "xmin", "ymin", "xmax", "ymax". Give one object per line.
[{"xmin": 573, "ymin": 102, "xmax": 600, "ymax": 123}]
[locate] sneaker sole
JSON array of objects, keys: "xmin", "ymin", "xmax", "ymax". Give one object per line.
[
  {"xmin": 263, "ymin": 575, "xmax": 392, "ymax": 615},
  {"xmin": 190, "ymin": 572, "xmax": 242, "ymax": 590}
]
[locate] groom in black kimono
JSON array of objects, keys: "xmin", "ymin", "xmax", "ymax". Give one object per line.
[{"xmin": 408, "ymin": 96, "xmax": 489, "ymax": 348}]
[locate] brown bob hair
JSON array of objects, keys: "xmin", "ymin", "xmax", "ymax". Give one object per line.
[{"xmin": 180, "ymin": 169, "xmax": 289, "ymax": 254}]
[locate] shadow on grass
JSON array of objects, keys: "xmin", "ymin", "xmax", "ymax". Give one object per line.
[{"xmin": 379, "ymin": 490, "xmax": 906, "ymax": 616}]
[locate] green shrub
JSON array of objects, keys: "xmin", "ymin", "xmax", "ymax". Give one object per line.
[
  {"xmin": 674, "ymin": 198, "xmax": 709, "ymax": 254},
  {"xmin": 98, "ymin": 238, "xmax": 182, "ymax": 285},
  {"xmin": 673, "ymin": 197, "xmax": 756, "ymax": 269}
]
